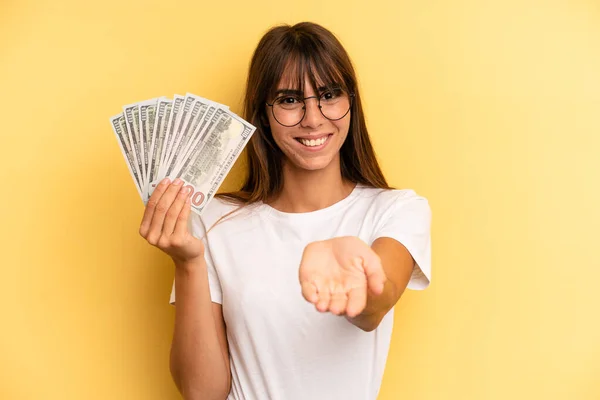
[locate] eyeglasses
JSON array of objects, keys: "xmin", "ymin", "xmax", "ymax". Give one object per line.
[{"xmin": 266, "ymin": 88, "xmax": 355, "ymax": 127}]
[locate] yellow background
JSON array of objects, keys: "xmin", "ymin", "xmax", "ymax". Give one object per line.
[{"xmin": 1, "ymin": 0, "xmax": 599, "ymax": 399}]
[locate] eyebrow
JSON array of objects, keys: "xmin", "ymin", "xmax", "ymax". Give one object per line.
[
  {"xmin": 273, "ymin": 85, "xmax": 340, "ymax": 97},
  {"xmin": 273, "ymin": 89, "xmax": 303, "ymax": 97}
]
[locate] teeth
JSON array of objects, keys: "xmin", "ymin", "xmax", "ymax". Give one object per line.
[{"xmin": 300, "ymin": 136, "xmax": 327, "ymax": 147}]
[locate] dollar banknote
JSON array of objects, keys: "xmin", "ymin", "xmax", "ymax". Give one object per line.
[
  {"xmin": 138, "ymin": 98, "xmax": 159, "ymax": 199},
  {"xmin": 123, "ymin": 103, "xmax": 144, "ymax": 189},
  {"xmin": 110, "ymin": 93, "xmax": 255, "ymax": 213},
  {"xmin": 159, "ymin": 94, "xmax": 195, "ymax": 177},
  {"xmin": 159, "ymin": 94, "xmax": 185, "ymax": 175},
  {"xmin": 162, "ymin": 94, "xmax": 230, "ymax": 181},
  {"xmin": 162, "ymin": 95, "xmax": 208, "ymax": 178},
  {"xmin": 170, "ymin": 103, "xmax": 223, "ymax": 176},
  {"xmin": 172, "ymin": 111, "xmax": 255, "ymax": 214},
  {"xmin": 109, "ymin": 114, "xmax": 143, "ymax": 199},
  {"xmin": 148, "ymin": 98, "xmax": 173, "ymax": 198}
]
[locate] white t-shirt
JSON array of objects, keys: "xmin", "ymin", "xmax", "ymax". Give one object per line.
[{"xmin": 170, "ymin": 184, "xmax": 432, "ymax": 400}]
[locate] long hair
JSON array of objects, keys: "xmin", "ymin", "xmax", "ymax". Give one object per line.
[{"xmin": 216, "ymin": 22, "xmax": 391, "ymax": 206}]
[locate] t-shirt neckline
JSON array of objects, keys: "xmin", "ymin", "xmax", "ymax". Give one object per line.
[{"xmin": 259, "ymin": 183, "xmax": 364, "ymax": 223}]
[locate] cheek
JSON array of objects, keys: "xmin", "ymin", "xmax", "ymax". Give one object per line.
[
  {"xmin": 267, "ymin": 117, "xmax": 296, "ymax": 153},
  {"xmin": 333, "ymin": 118, "xmax": 351, "ymax": 145},
  {"xmin": 267, "ymin": 120, "xmax": 286, "ymax": 147}
]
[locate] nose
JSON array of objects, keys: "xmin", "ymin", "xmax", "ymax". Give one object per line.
[{"xmin": 300, "ymin": 96, "xmax": 325, "ymax": 128}]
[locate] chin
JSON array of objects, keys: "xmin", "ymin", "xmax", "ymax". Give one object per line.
[{"xmin": 289, "ymin": 154, "xmax": 337, "ymax": 172}]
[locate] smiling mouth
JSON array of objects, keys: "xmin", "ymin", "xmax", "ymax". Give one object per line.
[{"xmin": 295, "ymin": 134, "xmax": 332, "ymax": 147}]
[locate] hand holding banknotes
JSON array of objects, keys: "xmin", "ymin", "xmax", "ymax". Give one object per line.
[
  {"xmin": 139, "ymin": 177, "xmax": 205, "ymax": 264},
  {"xmin": 110, "ymin": 93, "xmax": 256, "ymax": 216}
]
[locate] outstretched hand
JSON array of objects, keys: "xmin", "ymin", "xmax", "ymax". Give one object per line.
[{"xmin": 298, "ymin": 236, "xmax": 386, "ymax": 318}]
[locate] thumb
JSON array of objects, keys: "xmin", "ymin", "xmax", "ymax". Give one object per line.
[{"xmin": 358, "ymin": 252, "xmax": 386, "ymax": 295}]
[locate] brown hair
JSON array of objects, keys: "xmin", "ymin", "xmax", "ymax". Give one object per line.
[{"xmin": 216, "ymin": 21, "xmax": 391, "ymax": 207}]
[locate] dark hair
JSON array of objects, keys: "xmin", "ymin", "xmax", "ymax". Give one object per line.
[{"xmin": 216, "ymin": 22, "xmax": 391, "ymax": 205}]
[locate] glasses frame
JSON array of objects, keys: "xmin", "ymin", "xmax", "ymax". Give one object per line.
[{"xmin": 265, "ymin": 91, "xmax": 355, "ymax": 127}]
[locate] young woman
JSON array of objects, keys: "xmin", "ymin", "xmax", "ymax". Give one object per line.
[{"xmin": 139, "ymin": 22, "xmax": 431, "ymax": 400}]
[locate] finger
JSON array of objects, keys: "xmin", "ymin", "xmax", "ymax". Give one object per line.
[
  {"xmin": 328, "ymin": 290, "xmax": 348, "ymax": 316},
  {"xmin": 300, "ymin": 281, "xmax": 318, "ymax": 304},
  {"xmin": 139, "ymin": 178, "xmax": 171, "ymax": 238},
  {"xmin": 346, "ymin": 286, "xmax": 367, "ymax": 318},
  {"xmin": 315, "ymin": 282, "xmax": 331, "ymax": 312},
  {"xmin": 360, "ymin": 255, "xmax": 386, "ymax": 295},
  {"xmin": 146, "ymin": 178, "xmax": 185, "ymax": 244},
  {"xmin": 173, "ymin": 191, "xmax": 192, "ymax": 238},
  {"xmin": 162, "ymin": 185, "xmax": 192, "ymax": 236}
]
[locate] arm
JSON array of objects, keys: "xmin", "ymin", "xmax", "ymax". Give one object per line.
[
  {"xmin": 345, "ymin": 237, "xmax": 415, "ymax": 332},
  {"xmin": 170, "ymin": 259, "xmax": 231, "ymax": 400},
  {"xmin": 138, "ymin": 178, "xmax": 230, "ymax": 400},
  {"xmin": 299, "ymin": 195, "xmax": 431, "ymax": 332}
]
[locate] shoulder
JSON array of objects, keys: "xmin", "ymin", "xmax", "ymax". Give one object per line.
[{"xmin": 355, "ymin": 185, "xmax": 431, "ymax": 216}]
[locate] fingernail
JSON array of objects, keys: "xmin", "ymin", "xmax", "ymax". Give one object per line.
[
  {"xmin": 173, "ymin": 178, "xmax": 183, "ymax": 185},
  {"xmin": 180, "ymin": 186, "xmax": 190, "ymax": 195},
  {"xmin": 162, "ymin": 178, "xmax": 171, "ymax": 185}
]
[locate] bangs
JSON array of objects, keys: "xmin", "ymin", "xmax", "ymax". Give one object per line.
[{"xmin": 268, "ymin": 39, "xmax": 352, "ymax": 99}]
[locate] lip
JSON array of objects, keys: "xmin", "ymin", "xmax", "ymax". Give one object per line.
[
  {"xmin": 294, "ymin": 134, "xmax": 333, "ymax": 152},
  {"xmin": 294, "ymin": 133, "xmax": 332, "ymax": 140}
]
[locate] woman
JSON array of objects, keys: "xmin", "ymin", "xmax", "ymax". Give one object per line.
[{"xmin": 139, "ymin": 22, "xmax": 431, "ymax": 400}]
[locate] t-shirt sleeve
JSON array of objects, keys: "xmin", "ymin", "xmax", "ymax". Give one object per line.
[
  {"xmin": 373, "ymin": 190, "xmax": 432, "ymax": 290},
  {"xmin": 169, "ymin": 214, "xmax": 223, "ymax": 305}
]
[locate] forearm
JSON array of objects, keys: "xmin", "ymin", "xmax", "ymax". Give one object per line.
[{"xmin": 170, "ymin": 259, "xmax": 229, "ymax": 400}]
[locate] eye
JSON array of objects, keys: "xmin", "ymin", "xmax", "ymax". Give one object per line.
[
  {"xmin": 275, "ymin": 96, "xmax": 300, "ymax": 105},
  {"xmin": 321, "ymin": 88, "xmax": 343, "ymax": 101}
]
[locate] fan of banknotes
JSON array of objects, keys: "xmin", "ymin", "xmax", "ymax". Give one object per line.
[{"xmin": 109, "ymin": 93, "xmax": 256, "ymax": 215}]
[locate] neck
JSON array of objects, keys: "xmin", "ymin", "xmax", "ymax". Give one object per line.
[{"xmin": 268, "ymin": 156, "xmax": 356, "ymax": 213}]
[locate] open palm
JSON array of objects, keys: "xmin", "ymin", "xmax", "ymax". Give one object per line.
[{"xmin": 298, "ymin": 236, "xmax": 386, "ymax": 318}]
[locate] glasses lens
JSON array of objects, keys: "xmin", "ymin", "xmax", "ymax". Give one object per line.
[
  {"xmin": 273, "ymin": 96, "xmax": 304, "ymax": 126},
  {"xmin": 319, "ymin": 88, "xmax": 351, "ymax": 120}
]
